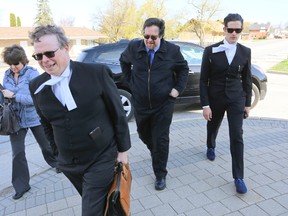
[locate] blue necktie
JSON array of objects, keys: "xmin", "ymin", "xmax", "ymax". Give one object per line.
[{"xmin": 148, "ymin": 49, "xmax": 155, "ymax": 65}]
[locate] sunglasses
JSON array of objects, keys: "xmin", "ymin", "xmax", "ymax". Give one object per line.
[
  {"xmin": 9, "ymin": 62, "xmax": 20, "ymax": 66},
  {"xmin": 227, "ymin": 28, "xmax": 242, "ymax": 34},
  {"xmin": 143, "ymin": 35, "xmax": 158, "ymax": 40},
  {"xmin": 32, "ymin": 48, "xmax": 59, "ymax": 61}
]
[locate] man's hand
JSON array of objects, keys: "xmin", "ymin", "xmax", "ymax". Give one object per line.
[
  {"xmin": 203, "ymin": 107, "xmax": 212, "ymax": 121},
  {"xmin": 169, "ymin": 88, "xmax": 179, "ymax": 98},
  {"xmin": 244, "ymin": 106, "xmax": 251, "ymax": 118},
  {"xmin": 117, "ymin": 151, "xmax": 129, "ymax": 164}
]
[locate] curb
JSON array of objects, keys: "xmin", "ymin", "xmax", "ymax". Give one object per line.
[{"xmin": 267, "ymin": 70, "xmax": 288, "ymax": 75}]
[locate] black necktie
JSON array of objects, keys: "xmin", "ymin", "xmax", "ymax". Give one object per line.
[{"xmin": 148, "ymin": 49, "xmax": 155, "ymax": 65}]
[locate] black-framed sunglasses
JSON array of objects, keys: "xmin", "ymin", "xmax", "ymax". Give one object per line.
[
  {"xmin": 143, "ymin": 35, "xmax": 158, "ymax": 40},
  {"xmin": 9, "ymin": 62, "xmax": 20, "ymax": 66},
  {"xmin": 32, "ymin": 48, "xmax": 60, "ymax": 61},
  {"xmin": 227, "ymin": 28, "xmax": 242, "ymax": 34}
]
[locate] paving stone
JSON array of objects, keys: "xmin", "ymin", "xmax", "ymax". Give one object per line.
[
  {"xmin": 257, "ymin": 199, "xmax": 288, "ymax": 216},
  {"xmin": 0, "ymin": 118, "xmax": 288, "ymax": 215}
]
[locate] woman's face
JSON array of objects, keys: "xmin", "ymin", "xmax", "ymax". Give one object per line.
[{"xmin": 9, "ymin": 62, "xmax": 24, "ymax": 74}]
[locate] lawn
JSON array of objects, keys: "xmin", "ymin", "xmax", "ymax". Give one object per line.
[{"xmin": 270, "ymin": 59, "xmax": 288, "ymax": 72}]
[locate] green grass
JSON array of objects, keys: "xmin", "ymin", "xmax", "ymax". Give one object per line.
[{"xmin": 270, "ymin": 59, "xmax": 288, "ymax": 72}]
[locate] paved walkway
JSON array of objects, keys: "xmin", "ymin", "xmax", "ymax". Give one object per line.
[{"xmin": 0, "ymin": 113, "xmax": 288, "ymax": 216}]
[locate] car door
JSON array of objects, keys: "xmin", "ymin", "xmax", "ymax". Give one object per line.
[{"xmin": 173, "ymin": 42, "xmax": 204, "ymax": 102}]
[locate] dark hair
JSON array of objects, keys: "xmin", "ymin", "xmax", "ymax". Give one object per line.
[
  {"xmin": 1, "ymin": 44, "xmax": 29, "ymax": 65},
  {"xmin": 29, "ymin": 24, "xmax": 69, "ymax": 48},
  {"xmin": 142, "ymin": 18, "xmax": 165, "ymax": 38},
  {"xmin": 224, "ymin": 13, "xmax": 244, "ymax": 27}
]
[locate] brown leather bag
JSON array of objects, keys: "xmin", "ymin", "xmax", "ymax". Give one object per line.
[{"xmin": 104, "ymin": 162, "xmax": 132, "ymax": 216}]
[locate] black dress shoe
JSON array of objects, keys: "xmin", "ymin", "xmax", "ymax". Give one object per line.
[
  {"xmin": 155, "ymin": 178, "xmax": 166, "ymax": 190},
  {"xmin": 12, "ymin": 186, "xmax": 31, "ymax": 200}
]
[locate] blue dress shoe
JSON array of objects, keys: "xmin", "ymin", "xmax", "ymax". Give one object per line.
[
  {"xmin": 206, "ymin": 148, "xmax": 215, "ymax": 161},
  {"xmin": 155, "ymin": 178, "xmax": 166, "ymax": 190},
  {"xmin": 234, "ymin": 178, "xmax": 247, "ymax": 194},
  {"xmin": 12, "ymin": 186, "xmax": 31, "ymax": 200}
]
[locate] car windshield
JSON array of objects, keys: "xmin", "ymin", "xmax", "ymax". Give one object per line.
[
  {"xmin": 178, "ymin": 44, "xmax": 203, "ymax": 65},
  {"xmin": 96, "ymin": 49, "xmax": 123, "ymax": 64}
]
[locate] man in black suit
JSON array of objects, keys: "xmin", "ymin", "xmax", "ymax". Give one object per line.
[
  {"xmin": 120, "ymin": 18, "xmax": 188, "ymax": 191},
  {"xmin": 28, "ymin": 25, "xmax": 131, "ymax": 215},
  {"xmin": 200, "ymin": 13, "xmax": 252, "ymax": 194}
]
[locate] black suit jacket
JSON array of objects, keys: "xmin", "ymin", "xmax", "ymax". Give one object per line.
[
  {"xmin": 29, "ymin": 61, "xmax": 131, "ymax": 168},
  {"xmin": 200, "ymin": 41, "xmax": 252, "ymax": 107}
]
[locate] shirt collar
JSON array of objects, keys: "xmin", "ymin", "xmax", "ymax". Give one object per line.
[{"xmin": 223, "ymin": 39, "xmax": 237, "ymax": 47}]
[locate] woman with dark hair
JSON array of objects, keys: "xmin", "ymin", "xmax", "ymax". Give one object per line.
[{"xmin": 1, "ymin": 44, "xmax": 59, "ymax": 200}]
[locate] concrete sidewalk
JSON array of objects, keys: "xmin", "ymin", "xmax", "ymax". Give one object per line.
[{"xmin": 0, "ymin": 115, "xmax": 288, "ymax": 216}]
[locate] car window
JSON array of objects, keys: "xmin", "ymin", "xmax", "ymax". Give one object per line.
[
  {"xmin": 92, "ymin": 47, "xmax": 125, "ymax": 64},
  {"xmin": 179, "ymin": 45, "xmax": 203, "ymax": 65}
]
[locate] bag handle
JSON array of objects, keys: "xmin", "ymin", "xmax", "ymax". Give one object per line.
[{"xmin": 111, "ymin": 162, "xmax": 123, "ymax": 204}]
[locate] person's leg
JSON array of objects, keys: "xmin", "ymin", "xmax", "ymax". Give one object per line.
[
  {"xmin": 227, "ymin": 97, "xmax": 246, "ymax": 179},
  {"xmin": 134, "ymin": 107, "xmax": 153, "ymax": 151},
  {"xmin": 81, "ymin": 158, "xmax": 115, "ymax": 216},
  {"xmin": 62, "ymin": 169, "xmax": 83, "ymax": 195},
  {"xmin": 10, "ymin": 128, "xmax": 30, "ymax": 194},
  {"xmin": 30, "ymin": 125, "xmax": 57, "ymax": 168},
  {"xmin": 206, "ymin": 100, "xmax": 226, "ymax": 149},
  {"xmin": 150, "ymin": 101, "xmax": 174, "ymax": 180}
]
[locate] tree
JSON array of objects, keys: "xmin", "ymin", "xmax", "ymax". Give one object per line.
[
  {"xmin": 186, "ymin": 0, "xmax": 220, "ymax": 46},
  {"xmin": 136, "ymin": 0, "xmax": 182, "ymax": 39},
  {"xmin": 10, "ymin": 13, "xmax": 16, "ymax": 27},
  {"xmin": 93, "ymin": 0, "xmax": 184, "ymax": 41},
  {"xmin": 17, "ymin": 16, "xmax": 21, "ymax": 27},
  {"xmin": 34, "ymin": 0, "xmax": 54, "ymax": 25},
  {"xmin": 94, "ymin": 0, "xmax": 138, "ymax": 42}
]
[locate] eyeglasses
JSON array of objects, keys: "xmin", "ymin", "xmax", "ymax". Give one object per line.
[
  {"xmin": 227, "ymin": 28, "xmax": 242, "ymax": 34},
  {"xmin": 143, "ymin": 35, "xmax": 158, "ymax": 40},
  {"xmin": 9, "ymin": 62, "xmax": 20, "ymax": 66},
  {"xmin": 32, "ymin": 48, "xmax": 59, "ymax": 61}
]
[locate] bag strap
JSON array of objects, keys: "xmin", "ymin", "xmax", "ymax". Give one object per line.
[{"xmin": 111, "ymin": 162, "xmax": 123, "ymax": 204}]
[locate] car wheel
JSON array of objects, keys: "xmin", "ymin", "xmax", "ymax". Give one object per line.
[
  {"xmin": 118, "ymin": 89, "xmax": 134, "ymax": 121},
  {"xmin": 251, "ymin": 83, "xmax": 260, "ymax": 109}
]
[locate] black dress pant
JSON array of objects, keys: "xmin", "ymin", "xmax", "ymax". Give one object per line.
[
  {"xmin": 61, "ymin": 151, "xmax": 116, "ymax": 216},
  {"xmin": 207, "ymin": 96, "xmax": 245, "ymax": 179},
  {"xmin": 134, "ymin": 99, "xmax": 174, "ymax": 179}
]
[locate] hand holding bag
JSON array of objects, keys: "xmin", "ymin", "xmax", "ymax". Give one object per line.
[
  {"xmin": 0, "ymin": 98, "xmax": 20, "ymax": 135},
  {"xmin": 104, "ymin": 162, "xmax": 132, "ymax": 216}
]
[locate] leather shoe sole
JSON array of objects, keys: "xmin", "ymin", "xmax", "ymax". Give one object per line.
[
  {"xmin": 155, "ymin": 178, "xmax": 166, "ymax": 190},
  {"xmin": 12, "ymin": 186, "xmax": 31, "ymax": 200}
]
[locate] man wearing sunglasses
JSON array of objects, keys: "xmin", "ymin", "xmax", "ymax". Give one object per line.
[
  {"xmin": 200, "ymin": 13, "xmax": 252, "ymax": 194},
  {"xmin": 120, "ymin": 18, "xmax": 189, "ymax": 191},
  {"xmin": 28, "ymin": 25, "xmax": 131, "ymax": 215}
]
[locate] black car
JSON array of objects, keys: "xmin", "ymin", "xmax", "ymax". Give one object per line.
[{"xmin": 77, "ymin": 40, "xmax": 267, "ymax": 121}]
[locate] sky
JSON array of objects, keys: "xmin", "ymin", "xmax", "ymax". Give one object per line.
[{"xmin": 0, "ymin": 0, "xmax": 287, "ymax": 28}]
